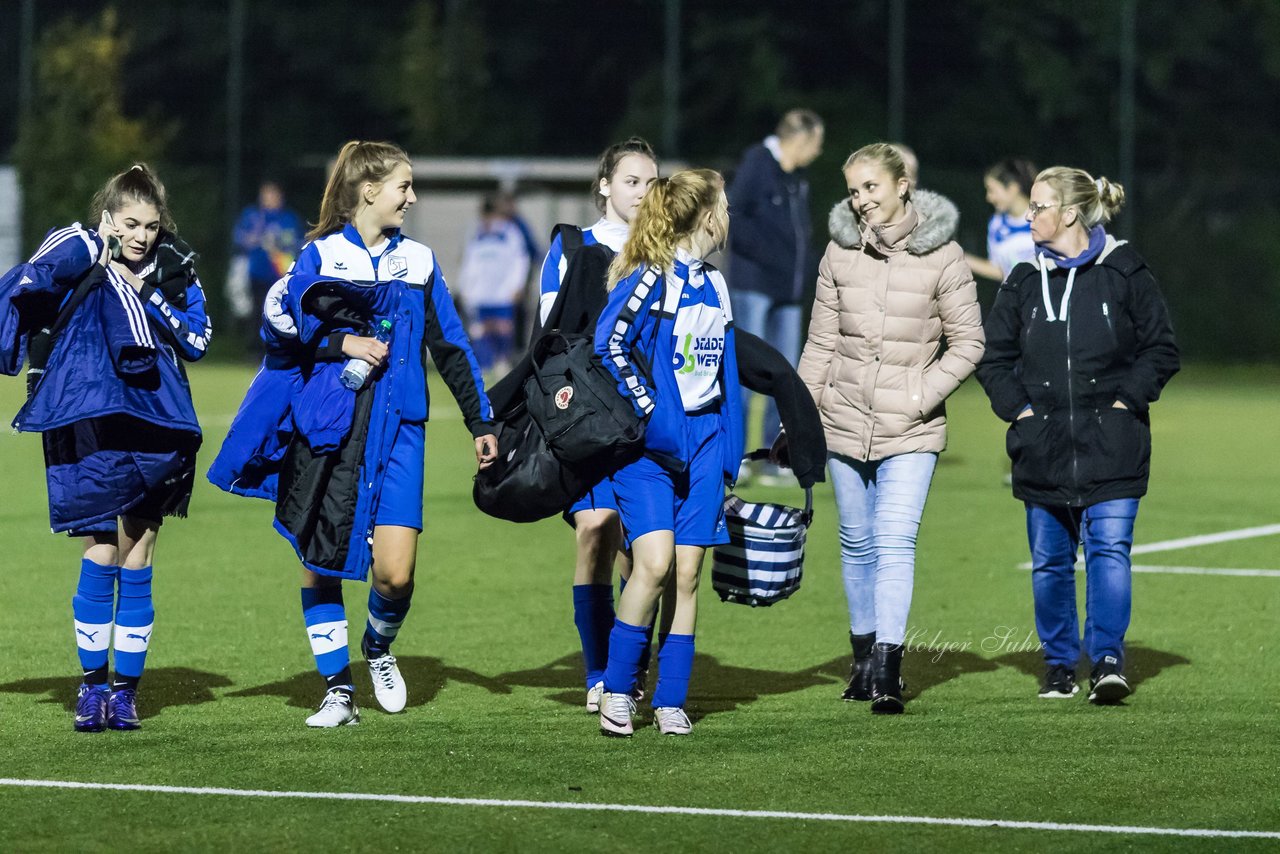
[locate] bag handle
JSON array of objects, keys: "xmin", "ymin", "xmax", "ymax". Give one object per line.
[
  {"xmin": 739, "ymin": 448, "xmax": 813, "ymax": 524},
  {"xmin": 528, "ymin": 331, "xmax": 576, "ymax": 395}
]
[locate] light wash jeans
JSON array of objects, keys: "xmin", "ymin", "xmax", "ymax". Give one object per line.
[
  {"xmin": 828, "ymin": 452, "xmax": 938, "ymax": 645},
  {"xmin": 733, "ymin": 290, "xmax": 802, "ymax": 448},
  {"xmin": 1026, "ymin": 498, "xmax": 1140, "ymax": 669}
]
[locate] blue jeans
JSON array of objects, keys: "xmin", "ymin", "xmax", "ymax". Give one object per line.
[
  {"xmin": 1026, "ymin": 498, "xmax": 1139, "ymax": 670},
  {"xmin": 733, "ymin": 290, "xmax": 802, "ymax": 448},
  {"xmin": 828, "ymin": 452, "xmax": 938, "ymax": 645}
]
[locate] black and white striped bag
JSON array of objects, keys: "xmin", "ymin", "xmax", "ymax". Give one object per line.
[{"xmin": 711, "ymin": 474, "xmax": 813, "ymax": 607}]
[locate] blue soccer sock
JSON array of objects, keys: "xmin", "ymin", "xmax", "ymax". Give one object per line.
[
  {"xmin": 302, "ymin": 586, "xmax": 351, "ymax": 690},
  {"xmin": 602, "ymin": 619, "xmax": 650, "ymax": 695},
  {"xmin": 113, "ymin": 565, "xmax": 155, "ymax": 688},
  {"xmin": 639, "ymin": 622, "xmax": 656, "ymax": 676},
  {"xmin": 363, "ymin": 585, "xmax": 412, "ymax": 659},
  {"xmin": 572, "ymin": 584, "xmax": 615, "ymax": 689},
  {"xmin": 73, "ymin": 559, "xmax": 117, "ymax": 684},
  {"xmin": 617, "ymin": 575, "xmax": 657, "ymax": 675},
  {"xmin": 651, "ymin": 633, "xmax": 695, "ymax": 709}
]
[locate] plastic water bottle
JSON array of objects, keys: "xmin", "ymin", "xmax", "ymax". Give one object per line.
[{"xmin": 340, "ymin": 319, "xmax": 393, "ymax": 391}]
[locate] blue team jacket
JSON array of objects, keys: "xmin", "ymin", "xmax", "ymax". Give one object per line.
[
  {"xmin": 209, "ymin": 225, "xmax": 493, "ymax": 580},
  {"xmin": 0, "ymin": 224, "xmax": 209, "ymax": 530},
  {"xmin": 595, "ymin": 257, "xmax": 745, "ymax": 481}
]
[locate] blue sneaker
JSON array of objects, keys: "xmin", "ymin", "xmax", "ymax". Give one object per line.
[
  {"xmin": 74, "ymin": 684, "xmax": 109, "ymax": 732},
  {"xmin": 107, "ymin": 688, "xmax": 142, "ymax": 730}
]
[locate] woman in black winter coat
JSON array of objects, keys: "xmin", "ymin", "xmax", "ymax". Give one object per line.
[{"xmin": 976, "ymin": 166, "xmax": 1178, "ymax": 706}]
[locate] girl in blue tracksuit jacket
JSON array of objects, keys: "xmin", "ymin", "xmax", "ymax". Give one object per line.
[
  {"xmin": 209, "ymin": 141, "xmax": 496, "ymax": 728},
  {"xmin": 592, "ymin": 169, "xmax": 744, "ymax": 737},
  {"xmin": 0, "ymin": 164, "xmax": 210, "ymax": 733},
  {"xmin": 535, "ymin": 137, "xmax": 660, "ymax": 714}
]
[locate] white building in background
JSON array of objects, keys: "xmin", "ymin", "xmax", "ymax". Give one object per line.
[
  {"xmin": 0, "ymin": 167, "xmax": 21, "ymax": 271},
  {"xmin": 404, "ymin": 156, "xmax": 687, "ymax": 279},
  {"xmin": 405, "ymin": 157, "xmax": 603, "ymax": 279}
]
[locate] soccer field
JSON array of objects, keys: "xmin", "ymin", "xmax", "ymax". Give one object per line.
[{"xmin": 0, "ymin": 362, "xmax": 1277, "ymax": 852}]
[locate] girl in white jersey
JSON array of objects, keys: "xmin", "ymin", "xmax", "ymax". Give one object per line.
[
  {"xmin": 593, "ymin": 169, "xmax": 745, "ymax": 737},
  {"xmin": 535, "ymin": 138, "xmax": 660, "ymax": 713},
  {"xmin": 965, "ymin": 158, "xmax": 1038, "ymax": 282}
]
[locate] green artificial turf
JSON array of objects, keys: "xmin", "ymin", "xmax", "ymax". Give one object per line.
[{"xmin": 0, "ymin": 362, "xmax": 1276, "ymax": 852}]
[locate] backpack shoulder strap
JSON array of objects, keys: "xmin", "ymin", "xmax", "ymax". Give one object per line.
[
  {"xmin": 552, "ymin": 223, "xmax": 584, "ymax": 269},
  {"xmin": 26, "ymin": 262, "xmax": 108, "ymax": 398}
]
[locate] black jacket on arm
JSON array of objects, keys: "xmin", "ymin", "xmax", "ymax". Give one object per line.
[
  {"xmin": 976, "ymin": 240, "xmax": 1179, "ymax": 508},
  {"xmin": 734, "ymin": 329, "xmax": 826, "ymax": 488}
]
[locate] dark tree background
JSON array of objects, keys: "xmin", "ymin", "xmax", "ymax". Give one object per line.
[{"xmin": 3, "ymin": 0, "xmax": 1278, "ymax": 360}]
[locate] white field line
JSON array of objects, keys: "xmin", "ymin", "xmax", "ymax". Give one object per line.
[
  {"xmin": 1132, "ymin": 565, "xmax": 1280, "ymax": 577},
  {"xmin": 1017, "ymin": 563, "xmax": 1280, "ymax": 577},
  {"xmin": 1016, "ymin": 523, "xmax": 1280, "ymax": 576},
  {"xmin": 0, "ymin": 779, "xmax": 1276, "ymax": 840},
  {"xmin": 1129, "ymin": 524, "xmax": 1280, "ymax": 555}
]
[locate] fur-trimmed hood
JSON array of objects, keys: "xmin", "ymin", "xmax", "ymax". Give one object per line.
[{"xmin": 828, "ymin": 187, "xmax": 960, "ymax": 255}]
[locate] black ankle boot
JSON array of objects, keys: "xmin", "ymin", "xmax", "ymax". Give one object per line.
[
  {"xmin": 841, "ymin": 632, "xmax": 876, "ymax": 701},
  {"xmin": 870, "ymin": 642, "xmax": 905, "ymax": 714}
]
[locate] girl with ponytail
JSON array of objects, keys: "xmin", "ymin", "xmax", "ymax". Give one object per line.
[
  {"xmin": 212, "ymin": 140, "xmax": 497, "ymax": 727},
  {"xmin": 1, "ymin": 163, "xmax": 210, "ymax": 732},
  {"xmin": 592, "ymin": 169, "xmax": 745, "ymax": 737},
  {"xmin": 977, "ymin": 165, "xmax": 1179, "ymax": 705}
]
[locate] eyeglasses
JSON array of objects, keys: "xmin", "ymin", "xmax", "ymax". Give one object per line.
[{"xmin": 1027, "ymin": 201, "xmax": 1059, "ymax": 218}]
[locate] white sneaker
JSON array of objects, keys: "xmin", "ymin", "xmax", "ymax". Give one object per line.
[
  {"xmin": 306, "ymin": 689, "xmax": 360, "ymax": 728},
  {"xmin": 598, "ymin": 691, "xmax": 636, "ymax": 737},
  {"xmin": 654, "ymin": 706, "xmax": 692, "ymax": 735},
  {"xmin": 586, "ymin": 681, "xmax": 604, "ymax": 713},
  {"xmin": 367, "ymin": 653, "xmax": 407, "ymax": 713}
]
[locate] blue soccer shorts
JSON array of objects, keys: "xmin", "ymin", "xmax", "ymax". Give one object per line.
[
  {"xmin": 374, "ymin": 421, "xmax": 425, "ymax": 530},
  {"xmin": 568, "ymin": 477, "xmax": 620, "ymax": 520},
  {"xmin": 610, "ymin": 409, "xmax": 728, "ymax": 547}
]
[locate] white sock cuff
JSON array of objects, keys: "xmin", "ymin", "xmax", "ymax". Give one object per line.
[
  {"xmin": 307, "ymin": 620, "xmax": 349, "ymax": 656},
  {"xmin": 114, "ymin": 623, "xmax": 155, "ymax": 653},
  {"xmin": 74, "ymin": 621, "xmax": 112, "ymax": 652},
  {"xmin": 367, "ymin": 616, "xmax": 403, "ymax": 638}
]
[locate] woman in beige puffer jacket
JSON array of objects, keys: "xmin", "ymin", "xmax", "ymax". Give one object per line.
[{"xmin": 796, "ymin": 143, "xmax": 983, "ymax": 714}]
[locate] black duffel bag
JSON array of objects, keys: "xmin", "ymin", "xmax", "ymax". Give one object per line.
[
  {"xmin": 523, "ymin": 331, "xmax": 645, "ymax": 468},
  {"xmin": 472, "ymin": 397, "xmax": 595, "ymax": 523}
]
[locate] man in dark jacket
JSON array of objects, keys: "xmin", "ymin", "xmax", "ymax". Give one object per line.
[{"xmin": 727, "ymin": 109, "xmax": 823, "ymax": 481}]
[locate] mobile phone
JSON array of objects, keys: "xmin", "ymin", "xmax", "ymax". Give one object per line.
[{"xmin": 102, "ymin": 210, "xmax": 122, "ymax": 259}]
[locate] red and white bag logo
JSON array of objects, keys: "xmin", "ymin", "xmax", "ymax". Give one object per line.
[{"xmin": 555, "ymin": 386, "xmax": 574, "ymax": 409}]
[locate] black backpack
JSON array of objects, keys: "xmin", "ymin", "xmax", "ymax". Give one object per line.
[
  {"xmin": 523, "ymin": 328, "xmax": 646, "ymax": 468},
  {"xmin": 472, "ymin": 227, "xmax": 645, "ymax": 521}
]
